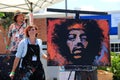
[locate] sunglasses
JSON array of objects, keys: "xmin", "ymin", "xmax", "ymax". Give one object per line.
[{"xmin": 29, "ymin": 28, "xmax": 36, "ymax": 31}]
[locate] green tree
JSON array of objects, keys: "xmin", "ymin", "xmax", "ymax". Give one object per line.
[
  {"xmin": 0, "ymin": 12, "xmax": 14, "ymax": 29},
  {"xmin": 0, "ymin": 12, "xmax": 5, "ymax": 18}
]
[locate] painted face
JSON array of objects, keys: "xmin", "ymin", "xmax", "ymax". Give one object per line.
[{"xmin": 67, "ymin": 28, "xmax": 88, "ymax": 60}]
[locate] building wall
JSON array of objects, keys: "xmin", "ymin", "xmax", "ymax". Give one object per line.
[
  {"xmin": 0, "ymin": 25, "xmax": 7, "ymax": 54},
  {"xmin": 34, "ymin": 18, "xmax": 47, "ymax": 42}
]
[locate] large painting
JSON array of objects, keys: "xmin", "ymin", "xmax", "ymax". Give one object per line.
[{"xmin": 47, "ymin": 18, "xmax": 110, "ymax": 66}]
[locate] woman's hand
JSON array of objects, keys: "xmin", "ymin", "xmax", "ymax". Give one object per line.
[
  {"xmin": 9, "ymin": 72, "xmax": 15, "ymax": 80},
  {"xmin": 42, "ymin": 53, "xmax": 48, "ymax": 60}
]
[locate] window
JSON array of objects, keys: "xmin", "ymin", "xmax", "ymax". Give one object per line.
[{"xmin": 110, "ymin": 43, "xmax": 120, "ymax": 52}]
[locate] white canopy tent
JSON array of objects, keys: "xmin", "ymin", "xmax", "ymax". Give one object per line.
[
  {"xmin": 0, "ymin": 0, "xmax": 63, "ymax": 24},
  {"xmin": 0, "ymin": 0, "xmax": 63, "ymax": 12}
]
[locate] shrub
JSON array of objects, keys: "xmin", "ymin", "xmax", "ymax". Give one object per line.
[{"xmin": 98, "ymin": 52, "xmax": 120, "ymax": 80}]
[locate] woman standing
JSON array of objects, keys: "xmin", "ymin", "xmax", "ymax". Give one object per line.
[{"xmin": 9, "ymin": 25, "xmax": 47, "ymax": 80}]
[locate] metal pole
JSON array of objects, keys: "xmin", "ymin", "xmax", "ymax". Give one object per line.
[
  {"xmin": 118, "ymin": 22, "xmax": 120, "ymax": 39},
  {"xmin": 65, "ymin": 0, "xmax": 67, "ymax": 17}
]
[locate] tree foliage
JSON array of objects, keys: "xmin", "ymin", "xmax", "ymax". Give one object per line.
[
  {"xmin": 0, "ymin": 12, "xmax": 5, "ymax": 18},
  {"xmin": 98, "ymin": 52, "xmax": 120, "ymax": 80},
  {"xmin": 0, "ymin": 12, "xmax": 14, "ymax": 29}
]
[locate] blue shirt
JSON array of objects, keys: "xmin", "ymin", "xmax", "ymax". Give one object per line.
[{"xmin": 16, "ymin": 38, "xmax": 45, "ymax": 58}]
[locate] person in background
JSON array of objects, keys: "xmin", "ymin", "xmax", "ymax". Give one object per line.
[
  {"xmin": 9, "ymin": 25, "xmax": 47, "ymax": 80},
  {"xmin": 6, "ymin": 11, "xmax": 27, "ymax": 54}
]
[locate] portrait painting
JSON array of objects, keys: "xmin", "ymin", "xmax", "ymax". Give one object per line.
[{"xmin": 47, "ymin": 18, "xmax": 110, "ymax": 66}]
